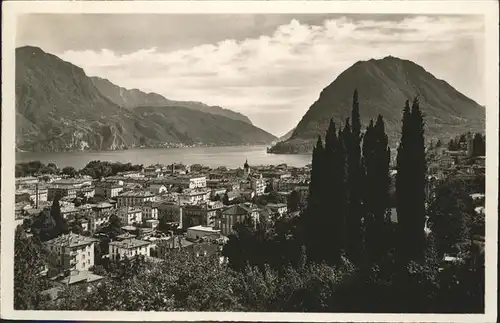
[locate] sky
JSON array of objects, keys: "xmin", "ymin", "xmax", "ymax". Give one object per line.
[{"xmin": 16, "ymin": 14, "xmax": 485, "ymax": 137}]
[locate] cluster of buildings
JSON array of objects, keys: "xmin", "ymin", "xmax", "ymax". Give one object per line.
[{"xmin": 16, "ymin": 160, "xmax": 311, "ymax": 300}]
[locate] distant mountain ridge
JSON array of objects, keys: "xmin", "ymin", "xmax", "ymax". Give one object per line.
[
  {"xmin": 15, "ymin": 46, "xmax": 275, "ymax": 152},
  {"xmin": 269, "ymin": 56, "xmax": 485, "ymax": 154},
  {"xmin": 279, "ymin": 128, "xmax": 296, "ymax": 141},
  {"xmin": 90, "ymin": 76, "xmax": 253, "ymax": 124}
]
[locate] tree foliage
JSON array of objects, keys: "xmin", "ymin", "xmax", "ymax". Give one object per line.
[
  {"xmin": 14, "ymin": 227, "xmax": 50, "ymax": 309},
  {"xmin": 428, "ymin": 178, "xmax": 474, "ymax": 256}
]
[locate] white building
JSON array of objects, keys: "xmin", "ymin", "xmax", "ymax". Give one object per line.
[
  {"xmin": 180, "ymin": 189, "xmax": 211, "ymax": 204},
  {"xmin": 250, "ymin": 177, "xmax": 266, "ymax": 196},
  {"xmin": 44, "ymin": 233, "xmax": 98, "ymax": 275},
  {"xmin": 119, "ymin": 207, "xmax": 143, "ymax": 225},
  {"xmin": 116, "ymin": 191, "xmax": 156, "ymax": 208},
  {"xmin": 109, "ymin": 238, "xmax": 151, "ymax": 261}
]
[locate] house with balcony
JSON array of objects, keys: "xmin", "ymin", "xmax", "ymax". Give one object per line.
[{"xmin": 44, "ymin": 233, "xmax": 98, "ymax": 277}]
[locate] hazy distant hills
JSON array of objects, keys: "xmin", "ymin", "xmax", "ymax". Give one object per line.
[
  {"xmin": 15, "ymin": 46, "xmax": 275, "ymax": 152},
  {"xmin": 279, "ymin": 128, "xmax": 296, "ymax": 141},
  {"xmin": 90, "ymin": 76, "xmax": 253, "ymax": 124},
  {"xmin": 269, "ymin": 56, "xmax": 485, "ymax": 154}
]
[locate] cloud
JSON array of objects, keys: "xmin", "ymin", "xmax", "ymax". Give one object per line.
[{"xmin": 57, "ymin": 15, "xmax": 484, "ymax": 136}]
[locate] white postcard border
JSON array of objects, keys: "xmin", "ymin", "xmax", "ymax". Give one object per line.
[{"xmin": 1, "ymin": 1, "xmax": 498, "ymax": 322}]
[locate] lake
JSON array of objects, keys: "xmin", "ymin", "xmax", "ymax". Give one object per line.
[{"xmin": 16, "ymin": 145, "xmax": 312, "ymax": 170}]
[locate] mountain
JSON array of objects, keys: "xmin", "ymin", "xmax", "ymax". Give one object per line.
[
  {"xmin": 15, "ymin": 46, "xmax": 275, "ymax": 152},
  {"xmin": 90, "ymin": 76, "xmax": 253, "ymax": 124},
  {"xmin": 279, "ymin": 128, "xmax": 296, "ymax": 141},
  {"xmin": 269, "ymin": 56, "xmax": 485, "ymax": 154}
]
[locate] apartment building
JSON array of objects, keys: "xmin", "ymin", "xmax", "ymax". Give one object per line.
[
  {"xmin": 116, "ymin": 191, "xmax": 156, "ymax": 208},
  {"xmin": 44, "ymin": 233, "xmax": 98, "ymax": 276}
]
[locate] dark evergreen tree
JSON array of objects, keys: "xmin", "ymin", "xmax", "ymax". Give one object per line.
[
  {"xmin": 303, "ymin": 136, "xmax": 325, "ymax": 263},
  {"xmin": 363, "ymin": 115, "xmax": 391, "ymax": 263},
  {"xmin": 51, "ymin": 196, "xmax": 69, "ymax": 237},
  {"xmin": 335, "ymin": 126, "xmax": 348, "ymax": 255},
  {"xmin": 222, "ymin": 192, "xmax": 230, "ymax": 205},
  {"xmin": 344, "ymin": 89, "xmax": 364, "ymax": 263},
  {"xmin": 472, "ymin": 133, "xmax": 486, "ymax": 157},
  {"xmin": 436, "ymin": 139, "xmax": 442, "ymax": 148},
  {"xmin": 323, "ymin": 119, "xmax": 343, "ymax": 264},
  {"xmin": 396, "ymin": 98, "xmax": 427, "ymax": 262},
  {"xmin": 287, "ymin": 190, "xmax": 300, "ymax": 213}
]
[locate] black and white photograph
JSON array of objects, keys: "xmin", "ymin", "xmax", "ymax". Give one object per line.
[{"xmin": 1, "ymin": 1, "xmax": 498, "ymax": 321}]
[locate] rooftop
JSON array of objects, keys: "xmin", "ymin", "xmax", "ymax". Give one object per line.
[
  {"xmin": 59, "ymin": 270, "xmax": 104, "ymax": 285},
  {"xmin": 93, "ymin": 202, "xmax": 113, "ymax": 209},
  {"xmin": 223, "ymin": 203, "xmax": 260, "ymax": 216},
  {"xmin": 110, "ymin": 238, "xmax": 150, "ymax": 249},
  {"xmin": 118, "ymin": 191, "xmax": 156, "ymax": 198},
  {"xmin": 45, "ymin": 233, "xmax": 97, "ymax": 248},
  {"xmin": 187, "ymin": 225, "xmax": 221, "ymax": 233}
]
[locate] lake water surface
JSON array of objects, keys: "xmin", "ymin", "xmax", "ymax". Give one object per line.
[{"xmin": 16, "ymin": 145, "xmax": 312, "ymax": 169}]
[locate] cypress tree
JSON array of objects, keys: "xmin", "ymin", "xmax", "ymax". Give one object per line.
[
  {"xmin": 396, "ymin": 100, "xmax": 411, "ymax": 262},
  {"xmin": 373, "ymin": 115, "xmax": 391, "ymax": 225},
  {"xmin": 51, "ymin": 196, "xmax": 69, "ymax": 238},
  {"xmin": 304, "ymin": 136, "xmax": 325, "ymax": 263},
  {"xmin": 323, "ymin": 119, "xmax": 341, "ymax": 264},
  {"xmin": 336, "ymin": 126, "xmax": 348, "ymax": 256},
  {"xmin": 345, "ymin": 89, "xmax": 364, "ymax": 263},
  {"xmin": 410, "ymin": 97, "xmax": 427, "ymax": 260},
  {"xmin": 396, "ymin": 98, "xmax": 427, "ymax": 262},
  {"xmin": 362, "ymin": 119, "xmax": 376, "ymax": 260},
  {"xmin": 362, "ymin": 115, "xmax": 391, "ymax": 263}
]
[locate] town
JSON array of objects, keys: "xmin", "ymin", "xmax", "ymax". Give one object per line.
[{"xmin": 14, "ymin": 129, "xmax": 485, "ymax": 307}]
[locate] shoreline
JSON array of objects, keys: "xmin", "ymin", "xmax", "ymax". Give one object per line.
[{"xmin": 16, "ymin": 143, "xmax": 275, "ymax": 155}]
